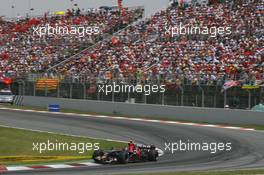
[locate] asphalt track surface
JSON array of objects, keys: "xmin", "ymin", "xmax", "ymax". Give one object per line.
[{"xmin": 0, "ymin": 109, "xmax": 264, "ymax": 175}]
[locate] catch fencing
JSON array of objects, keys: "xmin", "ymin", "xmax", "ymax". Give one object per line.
[{"xmin": 11, "ymin": 78, "xmax": 264, "ymax": 110}]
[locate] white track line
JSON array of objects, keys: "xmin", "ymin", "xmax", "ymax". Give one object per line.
[{"xmin": 6, "ymin": 166, "xmax": 34, "ymax": 171}]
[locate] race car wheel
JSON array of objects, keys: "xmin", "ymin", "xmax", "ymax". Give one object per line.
[
  {"xmin": 148, "ymin": 149, "xmax": 157, "ymax": 161},
  {"xmin": 117, "ymin": 151, "xmax": 128, "ymax": 164},
  {"xmin": 93, "ymin": 150, "xmax": 103, "ymax": 163}
]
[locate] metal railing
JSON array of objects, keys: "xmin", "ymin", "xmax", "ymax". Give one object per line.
[{"xmin": 11, "ymin": 78, "xmax": 264, "ymax": 110}]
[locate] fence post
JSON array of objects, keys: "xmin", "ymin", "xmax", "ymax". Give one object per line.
[
  {"xmin": 199, "ymin": 86, "xmax": 205, "ymax": 107},
  {"xmin": 127, "ymin": 91, "xmax": 130, "ymax": 102},
  {"xmin": 202, "ymin": 89, "xmax": 205, "ymax": 107},
  {"xmin": 180, "ymin": 85, "xmax": 184, "ymax": 106},
  {"xmin": 214, "ymin": 85, "xmax": 218, "ymax": 108},
  {"xmin": 160, "ymin": 78, "xmax": 165, "ymax": 105},
  {"xmin": 224, "ymin": 90, "xmax": 227, "ymax": 107},
  {"xmin": 45, "ymin": 80, "xmax": 48, "ymax": 97},
  {"xmin": 69, "ymin": 83, "xmax": 73, "ymax": 99},
  {"xmin": 162, "ymin": 92, "xmax": 165, "ymax": 105},
  {"xmin": 260, "ymin": 87, "xmax": 264, "ymax": 104},
  {"xmin": 144, "ymin": 94, "xmax": 147, "ymax": 104},
  {"xmin": 33, "ymin": 82, "xmax": 36, "ymax": 96},
  {"xmin": 214, "ymin": 94, "xmax": 217, "ymax": 108},
  {"xmin": 83, "ymin": 83, "xmax": 86, "ymax": 100},
  {"xmin": 112, "ymin": 92, "xmax": 115, "ymax": 102},
  {"xmin": 21, "ymin": 80, "xmax": 26, "ymax": 96},
  {"xmin": 18, "ymin": 81, "xmax": 22, "ymax": 95},
  {"xmin": 57, "ymin": 83, "xmax": 60, "ymax": 98},
  {"xmin": 248, "ymin": 90, "xmax": 251, "ymax": 109},
  {"xmin": 97, "ymin": 86, "xmax": 100, "ymax": 101}
]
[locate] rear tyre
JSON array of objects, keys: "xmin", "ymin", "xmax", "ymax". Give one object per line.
[
  {"xmin": 93, "ymin": 150, "xmax": 103, "ymax": 163},
  {"xmin": 117, "ymin": 151, "xmax": 128, "ymax": 164}
]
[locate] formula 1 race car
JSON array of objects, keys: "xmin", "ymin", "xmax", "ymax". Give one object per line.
[{"xmin": 92, "ymin": 145, "xmax": 158, "ymax": 164}]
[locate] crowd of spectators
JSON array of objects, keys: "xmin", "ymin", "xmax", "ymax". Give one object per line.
[
  {"xmin": 0, "ymin": 0, "xmax": 263, "ymax": 86},
  {"xmin": 54, "ymin": 0, "xmax": 263, "ymax": 86},
  {"xmin": 0, "ymin": 7, "xmax": 144, "ymax": 78}
]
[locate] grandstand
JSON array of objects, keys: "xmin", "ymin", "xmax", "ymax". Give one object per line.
[
  {"xmin": 47, "ymin": 0, "xmax": 263, "ymax": 87},
  {"xmin": 0, "ymin": 6, "xmax": 144, "ymax": 77}
]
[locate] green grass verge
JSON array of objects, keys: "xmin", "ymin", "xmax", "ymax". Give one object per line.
[
  {"xmin": 0, "ymin": 126, "xmax": 126, "ymax": 166},
  {"xmin": 1, "ymin": 104, "xmax": 264, "ymax": 131},
  {"xmin": 118, "ymin": 169, "xmax": 264, "ymax": 175}
]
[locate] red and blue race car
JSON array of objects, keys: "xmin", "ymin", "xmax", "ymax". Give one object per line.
[{"xmin": 92, "ymin": 144, "xmax": 159, "ymax": 164}]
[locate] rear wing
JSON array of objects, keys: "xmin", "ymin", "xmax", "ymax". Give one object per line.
[{"xmin": 137, "ymin": 144, "xmax": 156, "ymax": 150}]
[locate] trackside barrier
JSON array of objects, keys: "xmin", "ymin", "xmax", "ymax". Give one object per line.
[
  {"xmin": 20, "ymin": 96, "xmax": 264, "ymax": 125},
  {"xmin": 13, "ymin": 96, "xmax": 23, "ymax": 106}
]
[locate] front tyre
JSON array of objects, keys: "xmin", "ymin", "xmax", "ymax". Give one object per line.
[{"xmin": 148, "ymin": 149, "xmax": 157, "ymax": 161}]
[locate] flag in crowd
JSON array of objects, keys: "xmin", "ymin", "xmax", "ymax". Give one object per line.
[{"xmin": 221, "ymin": 80, "xmax": 240, "ymax": 92}]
